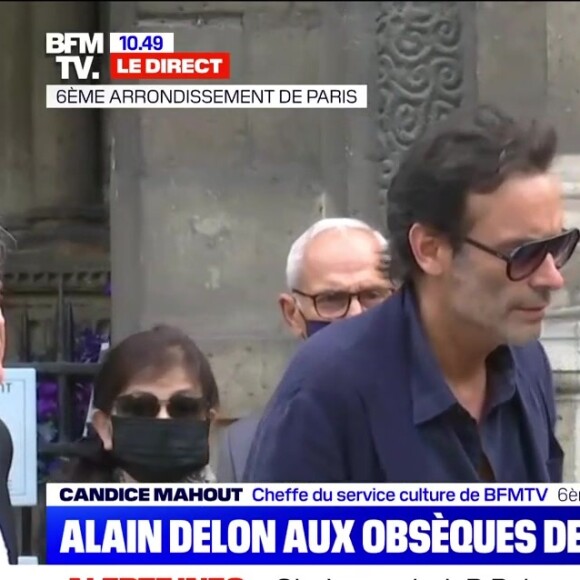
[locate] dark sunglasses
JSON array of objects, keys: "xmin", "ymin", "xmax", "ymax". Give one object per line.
[
  {"xmin": 114, "ymin": 392, "xmax": 207, "ymax": 419},
  {"xmin": 464, "ymin": 228, "xmax": 580, "ymax": 282}
]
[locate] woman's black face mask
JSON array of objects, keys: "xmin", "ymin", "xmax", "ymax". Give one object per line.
[{"xmin": 109, "ymin": 392, "xmax": 211, "ymax": 483}]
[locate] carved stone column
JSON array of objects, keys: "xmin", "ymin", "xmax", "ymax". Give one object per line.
[{"xmin": 376, "ymin": 2, "xmax": 469, "ymax": 204}]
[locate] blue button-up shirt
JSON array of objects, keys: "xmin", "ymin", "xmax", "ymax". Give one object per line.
[{"xmin": 406, "ymin": 292, "xmax": 529, "ymax": 482}]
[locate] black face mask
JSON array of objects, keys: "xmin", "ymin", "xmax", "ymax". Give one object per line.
[
  {"xmin": 304, "ymin": 319, "xmax": 332, "ymax": 337},
  {"xmin": 110, "ymin": 415, "xmax": 210, "ymax": 483}
]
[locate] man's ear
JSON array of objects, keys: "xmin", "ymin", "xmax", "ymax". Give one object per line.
[
  {"xmin": 407, "ymin": 223, "xmax": 451, "ymax": 277},
  {"xmin": 92, "ymin": 410, "xmax": 113, "ymax": 450},
  {"xmin": 278, "ymin": 293, "xmax": 306, "ymax": 338}
]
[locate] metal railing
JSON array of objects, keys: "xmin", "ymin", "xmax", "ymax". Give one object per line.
[{"xmin": 5, "ymin": 272, "xmax": 109, "ymax": 558}]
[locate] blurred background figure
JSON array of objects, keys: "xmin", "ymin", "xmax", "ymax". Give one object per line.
[{"xmin": 217, "ymin": 217, "xmax": 396, "ymax": 482}]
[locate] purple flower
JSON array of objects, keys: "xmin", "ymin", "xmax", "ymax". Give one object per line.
[
  {"xmin": 74, "ymin": 327, "xmax": 108, "ymax": 363},
  {"xmin": 36, "ymin": 324, "xmax": 111, "ymax": 482},
  {"xmin": 37, "ymin": 380, "xmax": 59, "ymax": 422},
  {"xmin": 38, "ymin": 380, "xmax": 58, "ymax": 399},
  {"xmin": 38, "ymin": 396, "xmax": 57, "ymax": 419}
]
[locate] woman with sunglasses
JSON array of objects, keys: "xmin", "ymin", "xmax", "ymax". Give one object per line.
[
  {"xmin": 62, "ymin": 324, "xmax": 219, "ymax": 483},
  {"xmin": 35, "ymin": 324, "xmax": 220, "ymax": 560}
]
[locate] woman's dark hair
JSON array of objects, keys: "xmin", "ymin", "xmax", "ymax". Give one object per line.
[
  {"xmin": 94, "ymin": 324, "xmax": 219, "ymax": 413},
  {"xmin": 386, "ymin": 104, "xmax": 558, "ymax": 282}
]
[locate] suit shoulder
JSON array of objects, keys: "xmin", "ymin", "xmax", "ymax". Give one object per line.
[
  {"xmin": 511, "ymin": 339, "xmax": 555, "ymax": 404},
  {"xmin": 278, "ymin": 310, "xmax": 388, "ymax": 404},
  {"xmin": 292, "ymin": 304, "xmax": 388, "ymax": 367},
  {"xmin": 227, "ymin": 412, "xmax": 261, "ymax": 438},
  {"xmin": 512, "ymin": 339, "xmax": 551, "ymax": 371},
  {"xmin": 271, "ymin": 296, "xmax": 406, "ymax": 409}
]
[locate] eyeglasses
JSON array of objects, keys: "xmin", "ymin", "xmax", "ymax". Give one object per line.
[
  {"xmin": 114, "ymin": 392, "xmax": 207, "ymax": 419},
  {"xmin": 464, "ymin": 228, "xmax": 580, "ymax": 282},
  {"xmin": 292, "ymin": 287, "xmax": 395, "ymax": 320}
]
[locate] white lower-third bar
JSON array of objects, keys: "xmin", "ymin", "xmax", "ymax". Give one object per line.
[{"xmin": 46, "ymin": 84, "xmax": 368, "ymax": 109}]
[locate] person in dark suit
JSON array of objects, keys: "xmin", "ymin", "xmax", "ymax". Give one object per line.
[
  {"xmin": 0, "ymin": 418, "xmax": 17, "ymax": 564},
  {"xmin": 244, "ymin": 104, "xmax": 577, "ymax": 483},
  {"xmin": 216, "ymin": 218, "xmax": 396, "ymax": 482},
  {"xmin": 0, "ymin": 307, "xmax": 17, "ymax": 564}
]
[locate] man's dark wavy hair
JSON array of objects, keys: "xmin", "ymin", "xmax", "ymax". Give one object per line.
[{"xmin": 386, "ymin": 104, "xmax": 558, "ymax": 282}]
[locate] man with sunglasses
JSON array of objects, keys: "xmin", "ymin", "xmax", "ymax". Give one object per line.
[
  {"xmin": 244, "ymin": 104, "xmax": 577, "ymax": 484},
  {"xmin": 217, "ymin": 218, "xmax": 395, "ymax": 482}
]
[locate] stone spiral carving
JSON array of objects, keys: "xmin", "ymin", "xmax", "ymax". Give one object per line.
[{"xmin": 377, "ymin": 2, "xmax": 465, "ymax": 200}]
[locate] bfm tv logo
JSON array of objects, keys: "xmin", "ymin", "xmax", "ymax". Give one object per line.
[{"xmin": 46, "ymin": 32, "xmax": 104, "ymax": 81}]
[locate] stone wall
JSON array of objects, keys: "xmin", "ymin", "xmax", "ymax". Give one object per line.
[
  {"xmin": 544, "ymin": 156, "xmax": 580, "ymax": 482},
  {"xmin": 109, "ymin": 2, "xmax": 387, "ymax": 426},
  {"xmin": 1, "ymin": 0, "xmax": 579, "ymax": 478},
  {"xmin": 104, "ymin": 1, "xmax": 580, "ymax": 475},
  {"xmin": 107, "ymin": 2, "xmax": 475, "ymax": 466},
  {"xmin": 0, "ymin": 2, "xmax": 106, "ymax": 252}
]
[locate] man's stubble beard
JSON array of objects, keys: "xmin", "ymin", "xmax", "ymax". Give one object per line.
[
  {"xmin": 449, "ymin": 262, "xmax": 510, "ymax": 345},
  {"xmin": 451, "ymin": 266, "xmax": 543, "ymax": 347}
]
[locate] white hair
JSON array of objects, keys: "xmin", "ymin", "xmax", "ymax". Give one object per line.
[{"xmin": 285, "ymin": 217, "xmax": 388, "ymax": 289}]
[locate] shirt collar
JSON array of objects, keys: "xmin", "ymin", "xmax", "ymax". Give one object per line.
[{"xmin": 403, "ymin": 285, "xmax": 517, "ymax": 425}]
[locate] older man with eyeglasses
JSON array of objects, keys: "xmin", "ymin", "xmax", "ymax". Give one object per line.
[{"xmin": 216, "ymin": 218, "xmax": 395, "ymax": 482}]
